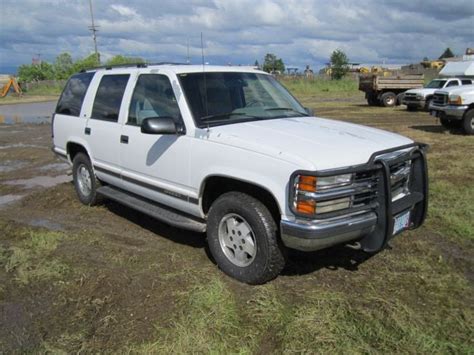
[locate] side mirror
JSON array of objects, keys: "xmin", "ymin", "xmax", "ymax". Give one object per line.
[
  {"xmin": 304, "ymin": 107, "xmax": 315, "ymax": 116},
  {"xmin": 141, "ymin": 117, "xmax": 183, "ymax": 135}
]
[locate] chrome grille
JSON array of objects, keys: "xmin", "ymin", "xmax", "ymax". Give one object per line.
[
  {"xmin": 352, "ymin": 171, "xmax": 379, "ymax": 208},
  {"xmin": 403, "ymin": 93, "xmax": 419, "ymax": 102},
  {"xmin": 433, "ymin": 93, "xmax": 448, "ymax": 106},
  {"xmin": 390, "ymin": 160, "xmax": 411, "ymax": 201}
]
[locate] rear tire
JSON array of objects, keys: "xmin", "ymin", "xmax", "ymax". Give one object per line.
[
  {"xmin": 72, "ymin": 153, "xmax": 102, "ymax": 206},
  {"xmin": 367, "ymin": 94, "xmax": 378, "ymax": 106},
  {"xmin": 462, "ymin": 109, "xmax": 474, "ymax": 135},
  {"xmin": 381, "ymin": 92, "xmax": 396, "ymax": 107},
  {"xmin": 206, "ymin": 192, "xmax": 285, "ymax": 284}
]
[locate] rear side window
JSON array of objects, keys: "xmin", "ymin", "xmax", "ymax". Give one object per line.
[
  {"xmin": 91, "ymin": 74, "xmax": 130, "ymax": 122},
  {"xmin": 55, "ymin": 72, "xmax": 94, "ymax": 116},
  {"xmin": 461, "ymin": 80, "xmax": 472, "ymax": 85}
]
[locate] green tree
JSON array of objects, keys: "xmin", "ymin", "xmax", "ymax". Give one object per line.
[
  {"xmin": 54, "ymin": 52, "xmax": 74, "ymax": 80},
  {"xmin": 106, "ymin": 55, "xmax": 144, "ymax": 66},
  {"xmin": 439, "ymin": 48, "xmax": 455, "ymax": 60},
  {"xmin": 72, "ymin": 53, "xmax": 100, "ymax": 72},
  {"xmin": 330, "ymin": 49, "xmax": 349, "ymax": 80},
  {"xmin": 18, "ymin": 61, "xmax": 55, "ymax": 82},
  {"xmin": 262, "ymin": 53, "xmax": 285, "ymax": 73}
]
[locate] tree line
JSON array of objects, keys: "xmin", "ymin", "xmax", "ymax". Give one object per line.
[
  {"xmin": 18, "ymin": 49, "xmax": 354, "ymax": 83},
  {"xmin": 18, "ymin": 53, "xmax": 144, "ymax": 83}
]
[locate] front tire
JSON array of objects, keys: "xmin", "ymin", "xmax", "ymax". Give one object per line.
[
  {"xmin": 462, "ymin": 109, "xmax": 474, "ymax": 135},
  {"xmin": 72, "ymin": 153, "xmax": 101, "ymax": 206},
  {"xmin": 206, "ymin": 192, "xmax": 285, "ymax": 284}
]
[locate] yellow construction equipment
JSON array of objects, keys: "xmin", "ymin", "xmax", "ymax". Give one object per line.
[{"xmin": 0, "ymin": 75, "xmax": 22, "ymax": 97}]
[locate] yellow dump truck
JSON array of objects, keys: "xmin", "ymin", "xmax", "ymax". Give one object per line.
[{"xmin": 359, "ymin": 73, "xmax": 424, "ymax": 107}]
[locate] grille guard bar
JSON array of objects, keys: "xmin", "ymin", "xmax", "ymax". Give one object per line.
[{"xmin": 288, "ymin": 142, "xmax": 429, "ymax": 252}]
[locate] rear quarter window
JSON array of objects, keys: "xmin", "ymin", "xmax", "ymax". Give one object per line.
[
  {"xmin": 55, "ymin": 72, "xmax": 95, "ymax": 116},
  {"xmin": 461, "ymin": 80, "xmax": 472, "ymax": 85}
]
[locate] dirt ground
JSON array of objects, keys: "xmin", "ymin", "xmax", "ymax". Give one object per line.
[{"xmin": 0, "ymin": 93, "xmax": 472, "ymax": 353}]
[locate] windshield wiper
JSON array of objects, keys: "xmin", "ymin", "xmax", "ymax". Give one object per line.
[
  {"xmin": 200, "ymin": 112, "xmax": 259, "ymax": 122},
  {"xmin": 264, "ymin": 107, "xmax": 308, "ymax": 116}
]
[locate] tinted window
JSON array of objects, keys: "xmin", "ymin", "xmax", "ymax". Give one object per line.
[
  {"xmin": 446, "ymin": 81, "xmax": 459, "ymax": 87},
  {"xmin": 55, "ymin": 72, "xmax": 94, "ymax": 116},
  {"xmin": 128, "ymin": 74, "xmax": 181, "ymax": 126},
  {"xmin": 91, "ymin": 74, "xmax": 130, "ymax": 122},
  {"xmin": 461, "ymin": 80, "xmax": 472, "ymax": 85},
  {"xmin": 179, "ymin": 72, "xmax": 306, "ymax": 128}
]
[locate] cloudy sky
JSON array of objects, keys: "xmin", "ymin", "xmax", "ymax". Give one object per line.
[{"xmin": 0, "ymin": 0, "xmax": 473, "ymax": 73}]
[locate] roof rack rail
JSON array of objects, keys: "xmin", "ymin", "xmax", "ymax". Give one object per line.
[{"xmin": 79, "ymin": 61, "xmax": 190, "ymax": 73}]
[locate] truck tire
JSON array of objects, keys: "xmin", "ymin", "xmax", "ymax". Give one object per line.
[
  {"xmin": 72, "ymin": 152, "xmax": 102, "ymax": 206},
  {"xmin": 380, "ymin": 92, "xmax": 396, "ymax": 107},
  {"xmin": 367, "ymin": 94, "xmax": 378, "ymax": 106},
  {"xmin": 206, "ymin": 192, "xmax": 285, "ymax": 284},
  {"xmin": 424, "ymin": 97, "xmax": 433, "ymax": 111},
  {"xmin": 462, "ymin": 109, "xmax": 474, "ymax": 135}
]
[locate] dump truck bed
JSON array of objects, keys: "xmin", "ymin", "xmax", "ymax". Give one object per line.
[{"xmin": 359, "ymin": 74, "xmax": 424, "ymax": 92}]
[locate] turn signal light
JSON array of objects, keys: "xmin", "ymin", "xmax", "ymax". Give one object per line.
[
  {"xmin": 296, "ymin": 200, "xmax": 316, "ymax": 214},
  {"xmin": 298, "ymin": 175, "xmax": 317, "ymax": 192}
]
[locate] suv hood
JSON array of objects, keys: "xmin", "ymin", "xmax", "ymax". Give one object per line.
[
  {"xmin": 405, "ymin": 88, "xmax": 436, "ymax": 96},
  {"xmin": 207, "ymin": 116, "xmax": 413, "ymax": 170}
]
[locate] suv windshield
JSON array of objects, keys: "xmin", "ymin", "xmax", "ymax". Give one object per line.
[
  {"xmin": 178, "ymin": 72, "xmax": 307, "ymax": 127},
  {"xmin": 426, "ymin": 80, "xmax": 447, "ymax": 89}
]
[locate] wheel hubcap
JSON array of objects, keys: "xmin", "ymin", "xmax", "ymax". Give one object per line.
[
  {"xmin": 77, "ymin": 165, "xmax": 92, "ymax": 196},
  {"xmin": 218, "ymin": 213, "xmax": 256, "ymax": 267}
]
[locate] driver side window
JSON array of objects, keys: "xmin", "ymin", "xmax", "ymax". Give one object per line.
[{"xmin": 128, "ymin": 74, "xmax": 180, "ymax": 126}]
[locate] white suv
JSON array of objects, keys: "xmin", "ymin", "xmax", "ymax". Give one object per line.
[{"xmin": 52, "ymin": 64, "xmax": 428, "ymax": 284}]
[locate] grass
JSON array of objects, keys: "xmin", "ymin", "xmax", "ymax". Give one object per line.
[
  {"xmin": 1, "ymin": 227, "xmax": 68, "ymax": 284},
  {"xmin": 279, "ymin": 76, "xmax": 358, "ymax": 97},
  {"xmin": 24, "ymin": 82, "xmax": 64, "ymax": 96}
]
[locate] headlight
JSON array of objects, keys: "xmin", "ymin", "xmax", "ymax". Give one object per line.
[
  {"xmin": 448, "ymin": 95, "xmax": 462, "ymax": 105},
  {"xmin": 293, "ymin": 174, "xmax": 353, "ymax": 215}
]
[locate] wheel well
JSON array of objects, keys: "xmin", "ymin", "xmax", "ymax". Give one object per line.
[
  {"xmin": 201, "ymin": 176, "xmax": 281, "ymax": 222},
  {"xmin": 67, "ymin": 142, "xmax": 88, "ymax": 162}
]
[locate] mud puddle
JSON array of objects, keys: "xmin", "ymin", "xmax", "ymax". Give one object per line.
[
  {"xmin": 4, "ymin": 175, "xmax": 71, "ymax": 189},
  {"xmin": 0, "ymin": 160, "xmax": 28, "ymax": 173}
]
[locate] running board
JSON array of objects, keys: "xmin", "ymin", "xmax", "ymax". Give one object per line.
[{"xmin": 97, "ymin": 185, "xmax": 206, "ymax": 233}]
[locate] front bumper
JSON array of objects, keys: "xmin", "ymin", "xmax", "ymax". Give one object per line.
[
  {"xmin": 281, "ymin": 212, "xmax": 377, "ymax": 251},
  {"xmin": 402, "ymin": 98, "xmax": 425, "ymax": 108},
  {"xmin": 429, "ymin": 103, "xmax": 468, "ymax": 120},
  {"xmin": 281, "ymin": 143, "xmax": 428, "ymax": 252}
]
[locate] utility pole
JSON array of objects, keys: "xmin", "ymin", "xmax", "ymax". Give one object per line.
[
  {"xmin": 186, "ymin": 38, "xmax": 190, "ymax": 64},
  {"xmin": 88, "ymin": 0, "xmax": 100, "ymax": 64}
]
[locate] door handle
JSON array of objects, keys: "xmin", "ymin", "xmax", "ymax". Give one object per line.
[
  {"xmin": 120, "ymin": 135, "xmax": 129, "ymax": 144},
  {"xmin": 85, "ymin": 127, "xmax": 91, "ymax": 135}
]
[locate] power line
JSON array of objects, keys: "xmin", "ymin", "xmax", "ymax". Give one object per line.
[{"xmin": 88, "ymin": 0, "xmax": 100, "ymax": 64}]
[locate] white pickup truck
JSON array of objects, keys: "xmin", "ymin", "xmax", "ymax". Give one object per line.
[
  {"xmin": 429, "ymin": 84, "xmax": 474, "ymax": 134},
  {"xmin": 402, "ymin": 78, "xmax": 473, "ymax": 111},
  {"xmin": 52, "ymin": 64, "xmax": 428, "ymax": 284}
]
